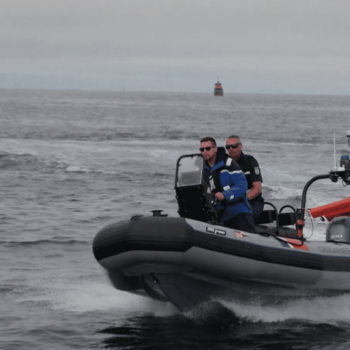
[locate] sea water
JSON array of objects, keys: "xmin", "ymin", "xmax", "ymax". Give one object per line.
[{"xmin": 1, "ymin": 89, "xmax": 350, "ymax": 349}]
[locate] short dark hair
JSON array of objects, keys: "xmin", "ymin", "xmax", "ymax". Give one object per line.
[
  {"xmin": 200, "ymin": 136, "xmax": 216, "ymax": 146},
  {"xmin": 227, "ymin": 135, "xmax": 240, "ymax": 141}
]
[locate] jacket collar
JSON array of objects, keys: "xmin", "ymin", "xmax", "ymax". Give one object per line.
[
  {"xmin": 208, "ymin": 147, "xmax": 227, "ymax": 172},
  {"xmin": 236, "ymin": 151, "xmax": 245, "ymax": 163}
]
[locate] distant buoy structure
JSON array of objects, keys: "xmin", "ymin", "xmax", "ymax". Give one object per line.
[{"xmin": 214, "ymin": 80, "xmax": 224, "ymax": 96}]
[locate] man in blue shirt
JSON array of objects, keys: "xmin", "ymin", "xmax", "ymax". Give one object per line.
[{"xmin": 200, "ymin": 137, "xmax": 256, "ymax": 233}]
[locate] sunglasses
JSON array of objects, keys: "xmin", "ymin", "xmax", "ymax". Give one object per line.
[
  {"xmin": 225, "ymin": 143, "xmax": 241, "ymax": 150},
  {"xmin": 199, "ymin": 146, "xmax": 214, "ymax": 152}
]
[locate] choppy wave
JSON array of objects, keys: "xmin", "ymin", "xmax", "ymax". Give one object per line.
[
  {"xmin": 0, "ymin": 239, "xmax": 89, "ymax": 246},
  {"xmin": 220, "ymin": 293, "xmax": 350, "ymax": 324}
]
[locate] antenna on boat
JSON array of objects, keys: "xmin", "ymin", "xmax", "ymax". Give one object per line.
[{"xmin": 333, "ymin": 133, "xmax": 337, "ymax": 170}]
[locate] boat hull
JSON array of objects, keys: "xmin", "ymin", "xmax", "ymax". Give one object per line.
[{"xmin": 93, "ymin": 216, "xmax": 350, "ymax": 311}]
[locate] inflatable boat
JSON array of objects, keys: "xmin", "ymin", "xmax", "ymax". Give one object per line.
[{"xmin": 93, "ymin": 146, "xmax": 350, "ymax": 312}]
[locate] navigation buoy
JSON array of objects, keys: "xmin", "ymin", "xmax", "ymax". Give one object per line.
[{"xmin": 214, "ymin": 81, "xmax": 224, "ymax": 96}]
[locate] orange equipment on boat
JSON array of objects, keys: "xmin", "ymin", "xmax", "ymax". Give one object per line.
[{"xmin": 309, "ymin": 197, "xmax": 350, "ymax": 221}]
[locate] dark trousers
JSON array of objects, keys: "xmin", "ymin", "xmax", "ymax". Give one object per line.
[
  {"xmin": 250, "ymin": 199, "xmax": 264, "ymax": 219},
  {"xmin": 223, "ymin": 213, "xmax": 256, "ymax": 233}
]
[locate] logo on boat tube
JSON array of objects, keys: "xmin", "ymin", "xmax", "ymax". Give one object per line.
[{"xmin": 206, "ymin": 226, "xmax": 226, "ymax": 236}]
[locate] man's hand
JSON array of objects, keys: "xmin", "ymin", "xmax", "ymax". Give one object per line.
[{"xmin": 215, "ymin": 192, "xmax": 225, "ymax": 201}]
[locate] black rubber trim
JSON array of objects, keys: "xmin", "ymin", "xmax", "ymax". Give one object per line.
[
  {"xmin": 93, "ymin": 217, "xmax": 193, "ymax": 261},
  {"xmin": 93, "ymin": 216, "xmax": 350, "ymax": 272}
]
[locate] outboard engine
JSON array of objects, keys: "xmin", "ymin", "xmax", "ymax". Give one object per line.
[{"xmin": 326, "ymin": 217, "xmax": 350, "ymax": 243}]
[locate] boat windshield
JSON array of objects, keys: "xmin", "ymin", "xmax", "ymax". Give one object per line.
[{"xmin": 176, "ymin": 155, "xmax": 203, "ymax": 187}]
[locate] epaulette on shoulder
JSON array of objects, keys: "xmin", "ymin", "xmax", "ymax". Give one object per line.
[{"xmin": 226, "ymin": 158, "xmax": 232, "ymax": 166}]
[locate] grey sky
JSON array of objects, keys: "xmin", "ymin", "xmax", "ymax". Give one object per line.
[{"xmin": 1, "ymin": 0, "xmax": 350, "ymax": 94}]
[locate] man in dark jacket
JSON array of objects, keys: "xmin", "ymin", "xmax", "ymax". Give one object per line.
[
  {"xmin": 225, "ymin": 135, "xmax": 264, "ymax": 219},
  {"xmin": 200, "ymin": 137, "xmax": 256, "ymax": 233}
]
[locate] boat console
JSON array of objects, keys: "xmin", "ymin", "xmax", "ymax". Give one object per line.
[
  {"xmin": 175, "ymin": 154, "xmax": 214, "ymax": 223},
  {"xmin": 174, "ymin": 153, "xmax": 298, "ymax": 237}
]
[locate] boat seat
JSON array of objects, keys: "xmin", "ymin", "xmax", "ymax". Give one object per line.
[
  {"xmin": 254, "ymin": 210, "xmax": 277, "ymax": 225},
  {"xmin": 254, "ymin": 202, "xmax": 298, "ymax": 238},
  {"xmin": 254, "ymin": 201, "xmax": 278, "ymax": 225},
  {"xmin": 255, "ymin": 225, "xmax": 278, "ymax": 236},
  {"xmin": 278, "ymin": 205, "xmax": 297, "ymax": 227},
  {"xmin": 255, "ymin": 224, "xmax": 299, "ymax": 239},
  {"xmin": 278, "ymin": 212, "xmax": 296, "ymax": 226}
]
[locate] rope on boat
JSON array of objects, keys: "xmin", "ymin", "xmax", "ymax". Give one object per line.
[{"xmin": 303, "ymin": 209, "xmax": 315, "ymax": 240}]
